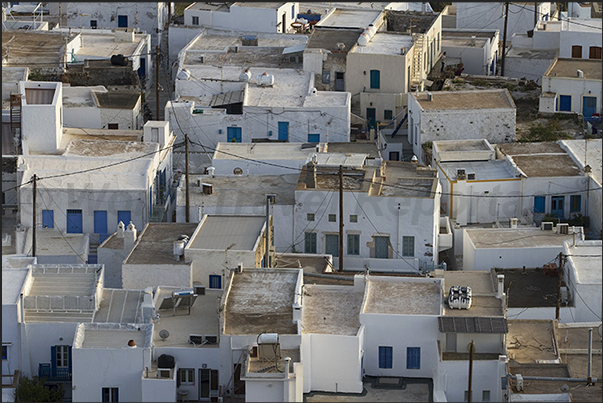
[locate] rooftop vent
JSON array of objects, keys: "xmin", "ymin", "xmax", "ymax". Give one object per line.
[
  {"xmin": 467, "ymin": 172, "xmax": 476, "ymax": 180},
  {"xmin": 456, "ymin": 168, "xmax": 466, "ymax": 180},
  {"xmin": 541, "ymin": 222, "xmax": 554, "ymax": 231}
]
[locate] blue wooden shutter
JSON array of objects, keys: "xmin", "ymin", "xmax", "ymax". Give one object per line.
[
  {"xmin": 407, "ymin": 347, "xmax": 420, "ymax": 369},
  {"xmin": 42, "ymin": 210, "xmax": 54, "ymax": 228},
  {"xmin": 534, "ymin": 196, "xmax": 545, "ymax": 213},
  {"xmin": 370, "ymin": 70, "xmax": 380, "ymax": 89},
  {"xmin": 51, "ymin": 345, "xmax": 57, "ymax": 371}
]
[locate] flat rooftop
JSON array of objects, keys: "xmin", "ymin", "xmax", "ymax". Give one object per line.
[
  {"xmin": 440, "ymin": 160, "xmax": 517, "ymax": 181},
  {"xmin": 434, "ymin": 139, "xmax": 493, "ymax": 152},
  {"xmin": 495, "ymin": 268, "xmax": 559, "ymax": 308},
  {"xmin": 187, "ymin": 3, "xmax": 228, "ymax": 12},
  {"xmin": 189, "ymin": 215, "xmax": 265, "ymax": 251},
  {"xmin": 507, "ymin": 319, "xmax": 559, "ymax": 363},
  {"xmin": 224, "ymin": 268, "xmax": 300, "ymax": 335},
  {"xmin": 380, "ymin": 161, "xmax": 439, "ymax": 198},
  {"xmin": 93, "ymin": 289, "xmax": 144, "ymax": 324},
  {"xmin": 2, "ymin": 30, "xmax": 77, "ymax": 67},
  {"xmin": 94, "ymin": 91, "xmax": 140, "ymax": 110},
  {"xmin": 301, "ymin": 284, "xmax": 363, "ymax": 336},
  {"xmin": 1, "ymin": 67, "xmax": 28, "ymax": 108},
  {"xmin": 296, "ymin": 165, "xmax": 371, "ymax": 192},
  {"xmin": 386, "ymin": 10, "xmax": 438, "ymax": 34},
  {"xmin": 324, "ymin": 142, "xmax": 381, "ymax": 159},
  {"xmin": 560, "ymin": 139, "xmax": 602, "ymax": 185},
  {"xmin": 436, "ymin": 270, "xmax": 505, "ymax": 317},
  {"xmin": 62, "ymin": 86, "xmax": 104, "ymax": 108},
  {"xmin": 35, "ymin": 229, "xmax": 88, "ymax": 263},
  {"xmin": 466, "ymin": 228, "xmax": 576, "ymax": 249},
  {"xmin": 497, "ymin": 142, "xmax": 582, "ymax": 177},
  {"xmin": 363, "ymin": 276, "xmax": 442, "ymax": 316},
  {"xmin": 318, "ymin": 8, "xmax": 382, "ymax": 28},
  {"xmin": 545, "ymin": 58, "xmax": 602, "ymax": 80},
  {"xmin": 565, "ymin": 241, "xmax": 603, "ymax": 285},
  {"xmin": 506, "ymin": 47, "xmax": 558, "ymax": 60},
  {"xmin": 185, "ymin": 29, "xmax": 306, "ymax": 52},
  {"xmin": 274, "ymin": 253, "xmax": 331, "ymax": 275},
  {"xmin": 306, "ymin": 27, "xmax": 363, "ymax": 52},
  {"xmin": 75, "ymin": 32, "xmax": 147, "ymax": 59},
  {"xmin": 75, "ymin": 323, "xmax": 152, "ymax": 349},
  {"xmin": 352, "ymin": 32, "xmax": 414, "ymax": 55},
  {"xmin": 214, "ymin": 142, "xmax": 318, "ymax": 162},
  {"xmin": 236, "ymin": 2, "xmax": 286, "ymax": 8},
  {"xmin": 182, "ymin": 174, "xmax": 298, "ymax": 208},
  {"xmin": 124, "ymin": 223, "xmax": 199, "ymax": 265},
  {"xmin": 2, "ymin": 267, "xmax": 30, "ymax": 305},
  {"xmin": 414, "ymin": 90, "xmax": 516, "ymax": 111},
  {"xmin": 442, "ymin": 37, "xmax": 487, "ymax": 48},
  {"xmin": 152, "ymin": 287, "xmax": 221, "ymax": 348},
  {"xmin": 442, "ymin": 29, "xmax": 498, "ymax": 40}
]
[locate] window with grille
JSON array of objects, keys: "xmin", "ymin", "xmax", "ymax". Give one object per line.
[
  {"xmin": 307, "ymin": 213, "xmax": 315, "ymax": 221},
  {"xmin": 179, "ymin": 368, "xmax": 194, "ymax": 385},
  {"xmin": 328, "ymin": 214, "xmax": 337, "ymax": 222},
  {"xmin": 102, "ymin": 387, "xmax": 119, "ymax": 402},
  {"xmin": 402, "ymin": 236, "xmax": 414, "ymax": 257},
  {"xmin": 347, "ymin": 234, "xmax": 359, "ymax": 255}
]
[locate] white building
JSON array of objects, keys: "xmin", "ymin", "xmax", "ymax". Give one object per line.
[
  {"xmin": 47, "ymin": 2, "xmax": 170, "ymax": 48},
  {"xmin": 294, "ymin": 159, "xmax": 450, "ymax": 272},
  {"xmin": 562, "ymin": 240, "xmax": 602, "ymax": 323},
  {"xmin": 184, "ymin": 2, "xmax": 298, "ymax": 34},
  {"xmin": 539, "ymin": 58, "xmax": 602, "ymax": 118},
  {"xmin": 455, "ymin": 2, "xmax": 554, "ymax": 46},
  {"xmin": 62, "ymin": 86, "xmax": 141, "ymax": 130},
  {"xmin": 462, "ymin": 226, "xmax": 583, "ymax": 271},
  {"xmin": 408, "ymin": 90, "xmax": 516, "ymax": 164},
  {"xmin": 441, "ymin": 29, "xmax": 499, "ymax": 76}
]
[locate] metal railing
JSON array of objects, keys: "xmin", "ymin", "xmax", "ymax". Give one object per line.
[{"xmin": 38, "ymin": 364, "xmax": 72, "ymax": 382}]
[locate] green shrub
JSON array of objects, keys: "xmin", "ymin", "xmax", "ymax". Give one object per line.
[{"xmin": 14, "ymin": 376, "xmax": 64, "ymax": 402}]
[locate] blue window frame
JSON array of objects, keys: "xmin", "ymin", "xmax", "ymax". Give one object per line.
[
  {"xmin": 308, "ymin": 133, "xmax": 320, "ymax": 143},
  {"xmin": 558, "ymin": 95, "xmax": 571, "ymax": 112},
  {"xmin": 534, "ymin": 196, "xmax": 545, "ymax": 214},
  {"xmin": 209, "ymin": 275, "xmax": 222, "ymax": 289},
  {"xmin": 117, "ymin": 210, "xmax": 131, "ymax": 226},
  {"xmin": 407, "ymin": 347, "xmax": 420, "ymax": 369},
  {"xmin": 278, "ymin": 122, "xmax": 289, "ymax": 141},
  {"xmin": 117, "ymin": 15, "xmax": 128, "ymax": 28},
  {"xmin": 227, "ymin": 127, "xmax": 242, "ymax": 142},
  {"xmin": 66, "ymin": 210, "xmax": 83, "ymax": 234},
  {"xmin": 570, "ymin": 195, "xmax": 581, "ymax": 213},
  {"xmin": 370, "ymin": 70, "xmax": 380, "ymax": 89},
  {"xmin": 378, "ymin": 346, "xmax": 393, "ymax": 369},
  {"xmin": 42, "ymin": 210, "xmax": 54, "ymax": 228},
  {"xmin": 551, "ymin": 196, "xmax": 564, "ymax": 218}
]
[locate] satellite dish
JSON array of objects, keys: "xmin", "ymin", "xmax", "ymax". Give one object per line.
[
  {"xmin": 233, "ymin": 167, "xmax": 243, "ymax": 175},
  {"xmin": 560, "ymin": 384, "xmax": 570, "ymax": 393},
  {"xmin": 159, "ymin": 329, "xmax": 170, "ymax": 341}
]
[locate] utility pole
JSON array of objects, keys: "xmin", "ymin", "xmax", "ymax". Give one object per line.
[
  {"xmin": 556, "ymin": 252, "xmax": 564, "ymax": 320},
  {"xmin": 32, "ymin": 174, "xmax": 37, "ymax": 257},
  {"xmin": 534, "ymin": 2, "xmax": 538, "ymax": 29},
  {"xmin": 339, "ymin": 165, "xmax": 344, "ymax": 272},
  {"xmin": 265, "ymin": 196, "xmax": 270, "ymax": 268},
  {"xmin": 155, "ymin": 46, "xmax": 160, "ymax": 120},
  {"xmin": 501, "ymin": 2, "xmax": 509, "ymax": 76},
  {"xmin": 467, "ymin": 340, "xmax": 474, "ymax": 402},
  {"xmin": 185, "ymin": 133, "xmax": 190, "ymax": 223}
]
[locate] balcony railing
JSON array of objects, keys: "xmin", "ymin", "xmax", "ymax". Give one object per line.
[{"xmin": 38, "ymin": 364, "xmax": 71, "ymax": 382}]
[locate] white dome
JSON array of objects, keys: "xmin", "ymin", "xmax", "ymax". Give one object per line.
[{"xmin": 358, "ymin": 32, "xmax": 369, "ymax": 46}]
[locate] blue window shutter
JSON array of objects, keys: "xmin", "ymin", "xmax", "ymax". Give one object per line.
[
  {"xmin": 379, "ymin": 346, "xmax": 386, "ymax": 368},
  {"xmin": 370, "ymin": 70, "xmax": 380, "ymax": 89},
  {"xmin": 51, "ymin": 346, "xmax": 57, "ymax": 370},
  {"xmin": 68, "ymin": 346, "xmax": 72, "ymax": 373},
  {"xmin": 407, "ymin": 347, "xmax": 420, "ymax": 369},
  {"xmin": 386, "ymin": 347, "xmax": 392, "ymax": 368},
  {"xmin": 534, "ymin": 196, "xmax": 545, "ymax": 214},
  {"xmin": 42, "ymin": 210, "xmax": 54, "ymax": 228}
]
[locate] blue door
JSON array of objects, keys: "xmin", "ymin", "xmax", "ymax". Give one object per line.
[
  {"xmin": 117, "ymin": 210, "xmax": 131, "ymax": 226},
  {"xmin": 375, "ymin": 236, "xmax": 390, "ymax": 258},
  {"xmin": 370, "ymin": 69, "xmax": 380, "ymax": 89},
  {"xmin": 227, "ymin": 127, "xmax": 242, "ymax": 142},
  {"xmin": 534, "ymin": 196, "xmax": 546, "ymax": 214},
  {"xmin": 583, "ymin": 96, "xmax": 597, "ymax": 118},
  {"xmin": 278, "ymin": 122, "xmax": 289, "ymax": 141},
  {"xmin": 551, "ymin": 196, "xmax": 564, "ymax": 218},
  {"xmin": 558, "ymin": 95, "xmax": 571, "ymax": 112},
  {"xmin": 42, "ymin": 210, "xmax": 54, "ymax": 228},
  {"xmin": 378, "ymin": 346, "xmax": 393, "ymax": 369},
  {"xmin": 209, "ymin": 275, "xmax": 222, "ymax": 289},
  {"xmin": 308, "ymin": 133, "xmax": 320, "ymax": 143},
  {"xmin": 66, "ymin": 210, "xmax": 83, "ymax": 234},
  {"xmin": 94, "ymin": 211, "xmax": 109, "ymax": 243},
  {"xmin": 407, "ymin": 347, "xmax": 421, "ymax": 369},
  {"xmin": 117, "ymin": 15, "xmax": 128, "ymax": 28},
  {"xmin": 367, "ymin": 108, "xmax": 376, "ymax": 130}
]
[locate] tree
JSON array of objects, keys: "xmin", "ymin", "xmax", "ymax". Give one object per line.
[{"xmin": 14, "ymin": 376, "xmax": 64, "ymax": 402}]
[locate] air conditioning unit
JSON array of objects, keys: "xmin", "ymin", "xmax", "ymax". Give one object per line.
[
  {"xmin": 509, "ymin": 218, "xmax": 518, "ymax": 228},
  {"xmin": 557, "ymin": 223, "xmax": 569, "ymax": 234},
  {"xmin": 467, "ymin": 172, "xmax": 476, "ymax": 180},
  {"xmin": 204, "ymin": 335, "xmax": 218, "ymax": 345},
  {"xmin": 560, "ymin": 286, "xmax": 569, "ymax": 305},
  {"xmin": 189, "ymin": 334, "xmax": 203, "ymax": 345},
  {"xmin": 541, "ymin": 222, "xmax": 554, "ymax": 231},
  {"xmin": 456, "ymin": 169, "xmax": 466, "ymax": 180}
]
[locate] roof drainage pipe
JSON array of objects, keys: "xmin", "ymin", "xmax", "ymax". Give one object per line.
[{"xmin": 507, "ymin": 374, "xmax": 598, "ymax": 383}]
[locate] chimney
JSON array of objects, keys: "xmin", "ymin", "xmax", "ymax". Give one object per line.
[
  {"xmin": 306, "ymin": 160, "xmax": 317, "ymax": 189},
  {"xmin": 127, "ymin": 339, "xmax": 137, "ymax": 348},
  {"xmin": 411, "ymin": 155, "xmax": 418, "ymax": 163},
  {"xmin": 117, "ymin": 221, "xmax": 125, "ymax": 238},
  {"xmin": 470, "ymin": 36, "xmax": 476, "ymax": 46},
  {"xmin": 496, "ymin": 274, "xmax": 504, "ymax": 299},
  {"xmin": 427, "ymin": 92, "xmax": 433, "ymax": 101},
  {"xmin": 124, "ymin": 222, "xmax": 137, "ymax": 250}
]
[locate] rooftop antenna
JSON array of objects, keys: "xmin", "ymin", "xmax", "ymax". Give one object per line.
[{"xmin": 159, "ymin": 329, "xmax": 170, "ymax": 341}]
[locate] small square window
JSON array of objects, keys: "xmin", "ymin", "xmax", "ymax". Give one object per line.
[
  {"xmin": 349, "ymin": 215, "xmax": 358, "ymax": 223},
  {"xmin": 384, "ymin": 110, "xmax": 393, "ymax": 120},
  {"xmin": 482, "ymin": 390, "xmax": 491, "ymax": 402},
  {"xmin": 90, "ymin": 20, "xmax": 97, "ymax": 29},
  {"xmin": 192, "ymin": 16, "xmax": 199, "ymax": 25},
  {"xmin": 328, "ymin": 214, "xmax": 337, "ymax": 222},
  {"xmin": 178, "ymin": 368, "xmax": 194, "ymax": 385},
  {"xmin": 2, "ymin": 345, "xmax": 8, "ymax": 360},
  {"xmin": 307, "ymin": 213, "xmax": 315, "ymax": 221},
  {"xmin": 107, "ymin": 123, "xmax": 119, "ymax": 130}
]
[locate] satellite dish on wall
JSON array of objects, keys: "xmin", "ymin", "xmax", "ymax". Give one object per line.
[
  {"xmin": 233, "ymin": 167, "xmax": 243, "ymax": 175},
  {"xmin": 159, "ymin": 329, "xmax": 170, "ymax": 341}
]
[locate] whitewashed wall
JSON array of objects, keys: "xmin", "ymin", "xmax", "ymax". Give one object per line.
[
  {"xmin": 22, "ymin": 322, "xmax": 79, "ymax": 378},
  {"xmin": 121, "ymin": 263, "xmax": 192, "ymax": 289},
  {"xmin": 186, "ymin": 249, "xmax": 257, "ymax": 287},
  {"xmin": 505, "ymin": 55, "xmax": 554, "ymax": 84},
  {"xmin": 20, "ymin": 82, "xmax": 63, "ymax": 155},
  {"xmin": 436, "ymin": 358, "xmax": 506, "ymax": 403},
  {"xmin": 558, "ymin": 26, "xmax": 602, "ymax": 59},
  {"xmin": 539, "ymin": 75, "xmax": 602, "ymax": 115},
  {"xmin": 97, "ymin": 242, "xmax": 130, "ymax": 288},
  {"xmin": 1, "ymin": 304, "xmax": 20, "ymax": 380}
]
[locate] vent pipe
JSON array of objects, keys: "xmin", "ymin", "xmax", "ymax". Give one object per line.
[{"xmin": 496, "ymin": 274, "xmax": 504, "ymax": 299}]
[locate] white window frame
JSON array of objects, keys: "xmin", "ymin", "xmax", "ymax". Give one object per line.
[{"xmin": 179, "ymin": 368, "xmax": 195, "ymax": 385}]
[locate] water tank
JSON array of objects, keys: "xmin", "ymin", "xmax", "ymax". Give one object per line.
[
  {"xmin": 158, "ymin": 354, "xmax": 175, "ymax": 369},
  {"xmin": 110, "ymin": 54, "xmax": 128, "ymax": 66},
  {"xmin": 177, "ymin": 69, "xmax": 190, "ymax": 80},
  {"xmin": 358, "ymin": 32, "xmax": 369, "ymax": 46},
  {"xmin": 257, "ymin": 72, "xmax": 275, "ymax": 86},
  {"xmin": 258, "ymin": 333, "xmax": 279, "ymax": 344},
  {"xmin": 239, "ymin": 70, "xmax": 251, "ymax": 82}
]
